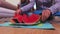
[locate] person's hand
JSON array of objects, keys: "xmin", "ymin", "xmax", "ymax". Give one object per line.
[
  {"xmin": 42, "ymin": 9, "xmax": 51, "ymax": 22},
  {"xmin": 16, "ymin": 9, "xmax": 22, "ymax": 14}
]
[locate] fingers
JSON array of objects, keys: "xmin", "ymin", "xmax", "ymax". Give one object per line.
[
  {"xmin": 42, "ymin": 10, "xmax": 51, "ymax": 22},
  {"xmin": 42, "ymin": 10, "xmax": 45, "ymax": 21},
  {"xmin": 16, "ymin": 9, "xmax": 21, "ymax": 14}
]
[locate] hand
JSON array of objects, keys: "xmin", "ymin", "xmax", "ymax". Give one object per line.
[
  {"xmin": 16, "ymin": 9, "xmax": 22, "ymax": 14},
  {"xmin": 42, "ymin": 9, "xmax": 51, "ymax": 22},
  {"xmin": 14, "ymin": 9, "xmax": 22, "ymax": 18},
  {"xmin": 16, "ymin": 9, "xmax": 21, "ymax": 13}
]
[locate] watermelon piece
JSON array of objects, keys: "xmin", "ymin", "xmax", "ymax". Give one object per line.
[
  {"xmin": 10, "ymin": 19, "xmax": 16, "ymax": 24},
  {"xmin": 23, "ymin": 14, "xmax": 30, "ymax": 23},
  {"xmin": 11, "ymin": 15, "xmax": 23, "ymax": 23},
  {"xmin": 14, "ymin": 9, "xmax": 21, "ymax": 18},
  {"xmin": 16, "ymin": 14, "xmax": 23, "ymax": 23},
  {"xmin": 11, "ymin": 14, "xmax": 41, "ymax": 25},
  {"xmin": 23, "ymin": 14, "xmax": 40, "ymax": 24},
  {"xmin": 11, "ymin": 9, "xmax": 41, "ymax": 25},
  {"xmin": 11, "ymin": 18, "xmax": 20, "ymax": 23},
  {"xmin": 11, "ymin": 9, "xmax": 23, "ymax": 23}
]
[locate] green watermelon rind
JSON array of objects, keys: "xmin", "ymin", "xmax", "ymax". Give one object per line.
[{"xmin": 10, "ymin": 21, "xmax": 43, "ymax": 26}]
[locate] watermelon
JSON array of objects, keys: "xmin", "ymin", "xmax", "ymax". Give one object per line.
[
  {"xmin": 11, "ymin": 9, "xmax": 41, "ymax": 25},
  {"xmin": 23, "ymin": 14, "xmax": 40, "ymax": 24},
  {"xmin": 11, "ymin": 9, "xmax": 23, "ymax": 23}
]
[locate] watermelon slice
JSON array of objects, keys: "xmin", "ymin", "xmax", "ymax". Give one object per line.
[
  {"xmin": 16, "ymin": 14, "xmax": 23, "ymax": 23},
  {"xmin": 23, "ymin": 14, "xmax": 40, "ymax": 24},
  {"xmin": 11, "ymin": 9, "xmax": 41, "ymax": 25},
  {"xmin": 11, "ymin": 9, "xmax": 23, "ymax": 23}
]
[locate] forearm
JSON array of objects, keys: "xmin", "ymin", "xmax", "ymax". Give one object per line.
[
  {"xmin": 0, "ymin": 7, "xmax": 15, "ymax": 14},
  {"xmin": 0, "ymin": 7, "xmax": 15, "ymax": 17},
  {"xmin": 20, "ymin": 0, "xmax": 35, "ymax": 12},
  {"xmin": 0, "ymin": 1, "xmax": 17, "ymax": 10},
  {"xmin": 48, "ymin": 3, "xmax": 60, "ymax": 14},
  {"xmin": 0, "ymin": 13, "xmax": 14, "ymax": 17}
]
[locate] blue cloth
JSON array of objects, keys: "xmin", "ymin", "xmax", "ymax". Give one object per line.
[
  {"xmin": 33, "ymin": 10, "xmax": 42, "ymax": 14},
  {"xmin": 0, "ymin": 22, "xmax": 54, "ymax": 30},
  {"xmin": 18, "ymin": 22, "xmax": 54, "ymax": 29},
  {"xmin": 54, "ymin": 12, "xmax": 60, "ymax": 16}
]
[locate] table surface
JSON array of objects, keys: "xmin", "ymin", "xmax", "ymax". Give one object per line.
[{"xmin": 0, "ymin": 21, "xmax": 60, "ymax": 34}]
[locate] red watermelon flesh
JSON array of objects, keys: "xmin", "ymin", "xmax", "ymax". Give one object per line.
[
  {"xmin": 29, "ymin": 14, "xmax": 40, "ymax": 22},
  {"xmin": 12, "ymin": 9, "xmax": 40, "ymax": 24},
  {"xmin": 23, "ymin": 14, "xmax": 40, "ymax": 24},
  {"xmin": 23, "ymin": 14, "xmax": 30, "ymax": 23},
  {"xmin": 12, "ymin": 9, "xmax": 23, "ymax": 23},
  {"xmin": 16, "ymin": 14, "xmax": 23, "ymax": 23},
  {"xmin": 14, "ymin": 9, "xmax": 22, "ymax": 18}
]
